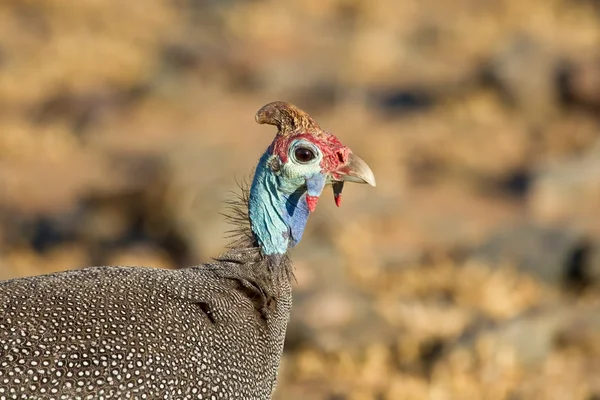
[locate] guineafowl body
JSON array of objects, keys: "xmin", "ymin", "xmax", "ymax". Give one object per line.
[{"xmin": 0, "ymin": 102, "xmax": 375, "ymax": 400}]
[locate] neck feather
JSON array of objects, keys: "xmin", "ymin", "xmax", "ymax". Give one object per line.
[
  {"xmin": 214, "ymin": 182, "xmax": 294, "ymax": 286},
  {"xmin": 248, "ymin": 152, "xmax": 311, "ymax": 255}
]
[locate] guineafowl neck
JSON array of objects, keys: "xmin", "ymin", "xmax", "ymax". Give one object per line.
[{"xmin": 248, "ymin": 152, "xmax": 311, "ymax": 256}]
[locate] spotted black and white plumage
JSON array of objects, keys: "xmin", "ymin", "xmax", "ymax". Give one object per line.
[
  {"xmin": 0, "ymin": 261, "xmax": 291, "ymax": 399},
  {"xmin": 0, "ymin": 102, "xmax": 375, "ymax": 399}
]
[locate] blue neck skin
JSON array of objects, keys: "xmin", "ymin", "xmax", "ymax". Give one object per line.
[{"xmin": 248, "ymin": 151, "xmax": 327, "ymax": 255}]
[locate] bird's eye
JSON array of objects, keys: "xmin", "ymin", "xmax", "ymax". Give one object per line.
[{"xmin": 294, "ymin": 147, "xmax": 316, "ymax": 163}]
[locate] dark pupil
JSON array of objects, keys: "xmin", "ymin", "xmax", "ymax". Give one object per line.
[{"xmin": 295, "ymin": 147, "xmax": 315, "ymax": 163}]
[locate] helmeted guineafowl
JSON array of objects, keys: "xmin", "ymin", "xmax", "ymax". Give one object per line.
[{"xmin": 0, "ymin": 101, "xmax": 376, "ymax": 400}]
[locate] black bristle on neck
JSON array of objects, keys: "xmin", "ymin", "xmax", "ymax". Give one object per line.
[{"xmin": 213, "ymin": 177, "xmax": 295, "ymax": 286}]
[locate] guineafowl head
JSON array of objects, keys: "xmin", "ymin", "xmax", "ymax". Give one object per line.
[{"xmin": 249, "ymin": 101, "xmax": 376, "ymax": 256}]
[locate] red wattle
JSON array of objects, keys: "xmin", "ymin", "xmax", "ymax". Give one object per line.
[
  {"xmin": 306, "ymin": 195, "xmax": 319, "ymax": 212},
  {"xmin": 334, "ymin": 194, "xmax": 342, "ymax": 207}
]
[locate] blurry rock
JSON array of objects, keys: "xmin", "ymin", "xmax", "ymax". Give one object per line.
[
  {"xmin": 447, "ymin": 304, "xmax": 600, "ymax": 370},
  {"xmin": 589, "ymin": 244, "xmax": 600, "ymax": 286},
  {"xmin": 558, "ymin": 58, "xmax": 600, "ymax": 112},
  {"xmin": 528, "ymin": 140, "xmax": 600, "ymax": 239},
  {"xmin": 485, "ymin": 35, "xmax": 558, "ymax": 123},
  {"xmin": 286, "ymin": 287, "xmax": 392, "ymax": 354},
  {"xmin": 558, "ymin": 305, "xmax": 600, "ymax": 357},
  {"xmin": 369, "ymin": 87, "xmax": 434, "ymax": 116},
  {"xmin": 490, "ymin": 308, "xmax": 564, "ymax": 368},
  {"xmin": 535, "ymin": 112, "xmax": 600, "ymax": 158},
  {"xmin": 470, "ymin": 223, "xmax": 590, "ymax": 286}
]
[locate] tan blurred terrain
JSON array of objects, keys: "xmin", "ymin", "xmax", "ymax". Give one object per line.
[{"xmin": 1, "ymin": 0, "xmax": 600, "ymax": 399}]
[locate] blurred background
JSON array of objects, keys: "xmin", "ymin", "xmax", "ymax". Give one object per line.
[{"xmin": 0, "ymin": 0, "xmax": 599, "ymax": 398}]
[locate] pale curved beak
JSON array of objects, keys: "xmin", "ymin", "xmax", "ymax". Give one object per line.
[
  {"xmin": 330, "ymin": 153, "xmax": 376, "ymax": 207},
  {"xmin": 335, "ymin": 153, "xmax": 376, "ymax": 187}
]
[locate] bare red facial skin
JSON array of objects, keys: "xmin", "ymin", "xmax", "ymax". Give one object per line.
[
  {"xmin": 269, "ymin": 132, "xmax": 350, "ymax": 173},
  {"xmin": 306, "ymin": 195, "xmax": 319, "ymax": 212},
  {"xmin": 332, "ymin": 181, "xmax": 344, "ymax": 208},
  {"xmin": 269, "ymin": 132, "xmax": 351, "ymax": 211},
  {"xmin": 334, "ymin": 194, "xmax": 342, "ymax": 207}
]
